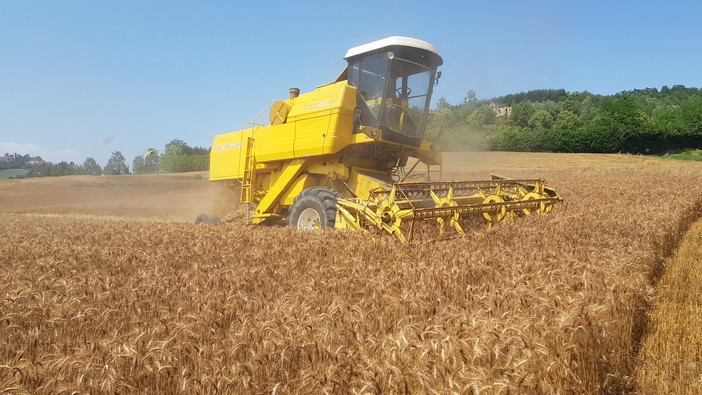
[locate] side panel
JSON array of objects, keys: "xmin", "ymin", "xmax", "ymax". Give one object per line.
[
  {"xmin": 254, "ymin": 123, "xmax": 296, "ymax": 163},
  {"xmin": 322, "ymin": 84, "xmax": 357, "ymax": 155},
  {"xmin": 209, "ymin": 122, "xmax": 297, "ymax": 181},
  {"xmin": 210, "ymin": 129, "xmax": 253, "ymax": 181},
  {"xmin": 288, "ymin": 82, "xmax": 355, "ymax": 158}
]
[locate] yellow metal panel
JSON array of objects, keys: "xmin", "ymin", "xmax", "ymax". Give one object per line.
[
  {"xmin": 353, "ymin": 132, "xmax": 376, "ymax": 144},
  {"xmin": 279, "ymin": 174, "xmax": 316, "ymax": 206},
  {"xmin": 209, "ymin": 128, "xmax": 253, "ymax": 181},
  {"xmin": 253, "ymin": 158, "xmax": 307, "ymax": 217},
  {"xmin": 347, "ymin": 169, "xmax": 392, "ymax": 200},
  {"xmin": 254, "ymin": 123, "xmax": 296, "ymax": 163},
  {"xmin": 210, "ymin": 82, "xmax": 366, "ymax": 182},
  {"xmin": 287, "ymin": 82, "xmax": 345, "ymax": 119},
  {"xmin": 293, "ymin": 111, "xmax": 329, "ymax": 157},
  {"xmin": 306, "ymin": 161, "xmax": 350, "ymax": 180},
  {"xmin": 287, "ymin": 81, "xmax": 354, "ymax": 158},
  {"xmin": 322, "ymin": 84, "xmax": 357, "ymax": 155}
]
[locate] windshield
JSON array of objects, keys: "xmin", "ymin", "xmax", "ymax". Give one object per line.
[
  {"xmin": 382, "ymin": 57, "xmax": 433, "ymax": 139},
  {"xmin": 349, "ymin": 52, "xmax": 435, "ymax": 142}
]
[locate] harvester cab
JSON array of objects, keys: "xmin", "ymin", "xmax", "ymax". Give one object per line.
[
  {"xmin": 343, "ymin": 37, "xmax": 443, "ymax": 146},
  {"xmin": 205, "ymin": 36, "xmax": 562, "ymax": 242}
]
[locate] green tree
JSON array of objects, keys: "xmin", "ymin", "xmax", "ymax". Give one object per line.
[
  {"xmin": 143, "ymin": 148, "xmax": 160, "ymax": 173},
  {"xmin": 557, "ymin": 97, "xmax": 580, "ymax": 115},
  {"xmin": 649, "ymin": 105, "xmax": 682, "ymax": 135},
  {"xmin": 132, "ymin": 155, "xmax": 145, "ymax": 174},
  {"xmin": 509, "ymin": 101, "xmax": 536, "ymax": 128},
  {"xmin": 585, "ymin": 93, "xmax": 647, "ymax": 152},
  {"xmin": 464, "ymin": 89, "xmax": 478, "ymax": 104},
  {"xmin": 528, "ymin": 110, "xmax": 554, "ymax": 129},
  {"xmin": 436, "ymin": 97, "xmax": 451, "ymax": 110},
  {"xmin": 104, "ymin": 151, "xmax": 129, "ymax": 175},
  {"xmin": 49, "ymin": 161, "xmax": 80, "ymax": 177},
  {"xmin": 160, "ymin": 140, "xmax": 208, "ymax": 173},
  {"xmin": 466, "ymin": 105, "xmax": 496, "ymax": 125},
  {"xmin": 81, "ymin": 157, "xmax": 102, "ymax": 175},
  {"xmin": 553, "ymin": 111, "xmax": 582, "ymax": 130},
  {"xmin": 679, "ymin": 96, "xmax": 702, "ymax": 135},
  {"xmin": 425, "ymin": 107, "xmax": 453, "ymax": 141},
  {"xmin": 578, "ymin": 95, "xmax": 600, "ymax": 122},
  {"xmin": 130, "ymin": 149, "xmax": 160, "ymax": 174},
  {"xmin": 161, "ymin": 140, "xmax": 188, "ymax": 173}
]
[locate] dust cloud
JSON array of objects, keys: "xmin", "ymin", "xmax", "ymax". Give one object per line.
[{"xmin": 0, "ymin": 172, "xmax": 241, "ymax": 223}]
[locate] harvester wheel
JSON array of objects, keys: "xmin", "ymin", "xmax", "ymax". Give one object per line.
[
  {"xmin": 195, "ymin": 213, "xmax": 220, "ymax": 224},
  {"xmin": 287, "ymin": 187, "xmax": 338, "ymax": 230}
]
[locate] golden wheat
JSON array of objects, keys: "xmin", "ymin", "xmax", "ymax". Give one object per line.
[
  {"xmin": 635, "ymin": 219, "xmax": 702, "ymax": 394},
  {"xmin": 1, "ymin": 153, "xmax": 701, "ymax": 393}
]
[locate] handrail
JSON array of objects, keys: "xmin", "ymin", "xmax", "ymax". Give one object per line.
[{"xmin": 240, "ymin": 98, "xmax": 274, "ymax": 130}]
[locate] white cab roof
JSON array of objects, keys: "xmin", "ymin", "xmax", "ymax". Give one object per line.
[{"xmin": 344, "ymin": 36, "xmax": 441, "ymax": 60}]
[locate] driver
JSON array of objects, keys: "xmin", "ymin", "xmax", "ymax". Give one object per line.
[{"xmin": 385, "ymin": 85, "xmax": 415, "ymax": 134}]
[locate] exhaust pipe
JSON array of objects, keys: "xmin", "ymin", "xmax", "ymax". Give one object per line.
[{"xmin": 289, "ymin": 88, "xmax": 300, "ymax": 99}]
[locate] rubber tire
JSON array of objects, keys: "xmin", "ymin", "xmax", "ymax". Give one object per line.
[
  {"xmin": 287, "ymin": 187, "xmax": 338, "ymax": 229},
  {"xmin": 195, "ymin": 213, "xmax": 221, "ymax": 224}
]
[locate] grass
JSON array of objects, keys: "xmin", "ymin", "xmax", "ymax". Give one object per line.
[
  {"xmin": 0, "ymin": 169, "xmax": 28, "ymax": 179},
  {"xmin": 657, "ymin": 149, "xmax": 702, "ymax": 162},
  {"xmin": 1, "ymin": 152, "xmax": 702, "ymax": 392}
]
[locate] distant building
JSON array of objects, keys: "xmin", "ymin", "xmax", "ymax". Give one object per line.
[
  {"xmin": 0, "ymin": 154, "xmax": 16, "ymax": 163},
  {"xmin": 26, "ymin": 159, "xmax": 45, "ymax": 166},
  {"xmin": 490, "ymin": 103, "xmax": 512, "ymax": 117}
]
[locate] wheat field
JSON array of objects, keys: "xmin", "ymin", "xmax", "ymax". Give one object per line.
[
  {"xmin": 1, "ymin": 152, "xmax": 701, "ymax": 393},
  {"xmin": 635, "ymin": 219, "xmax": 702, "ymax": 394}
]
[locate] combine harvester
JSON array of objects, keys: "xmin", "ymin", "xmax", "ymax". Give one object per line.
[{"xmin": 201, "ymin": 37, "xmax": 562, "ymax": 242}]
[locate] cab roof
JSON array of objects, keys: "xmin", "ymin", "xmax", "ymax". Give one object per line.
[{"xmin": 344, "ymin": 36, "xmax": 443, "ymax": 66}]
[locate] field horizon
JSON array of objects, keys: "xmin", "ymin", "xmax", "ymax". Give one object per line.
[{"xmin": 3, "ymin": 151, "xmax": 697, "ymax": 222}]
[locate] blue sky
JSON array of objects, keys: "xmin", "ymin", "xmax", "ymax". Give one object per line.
[{"xmin": 1, "ymin": 1, "xmax": 701, "ymax": 165}]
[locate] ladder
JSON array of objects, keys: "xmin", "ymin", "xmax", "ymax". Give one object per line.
[{"xmin": 240, "ymin": 137, "xmax": 255, "ymax": 203}]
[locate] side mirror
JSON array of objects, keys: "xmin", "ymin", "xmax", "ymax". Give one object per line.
[{"xmin": 435, "ymin": 71, "xmax": 442, "ymax": 85}]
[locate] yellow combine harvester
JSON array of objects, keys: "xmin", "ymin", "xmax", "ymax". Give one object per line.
[{"xmin": 203, "ymin": 36, "xmax": 562, "ymax": 242}]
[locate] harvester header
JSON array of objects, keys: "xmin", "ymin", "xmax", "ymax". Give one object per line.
[{"xmin": 202, "ymin": 36, "xmax": 562, "ymax": 241}]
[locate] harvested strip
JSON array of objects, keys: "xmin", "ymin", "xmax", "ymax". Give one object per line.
[{"xmin": 635, "ymin": 219, "xmax": 702, "ymax": 394}]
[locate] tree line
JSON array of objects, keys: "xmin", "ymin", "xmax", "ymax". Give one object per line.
[
  {"xmin": 426, "ymin": 84, "xmax": 702, "ymax": 154},
  {"xmin": 8, "ymin": 85, "xmax": 701, "ymax": 179},
  {"xmin": 7, "ymin": 139, "xmax": 209, "ymax": 179}
]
